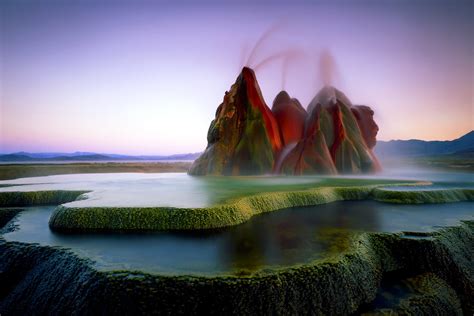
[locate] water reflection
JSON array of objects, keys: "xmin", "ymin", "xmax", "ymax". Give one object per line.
[
  {"xmin": 5, "ymin": 201, "xmax": 472, "ymax": 275},
  {"xmin": 219, "ymin": 202, "xmax": 380, "ymax": 273}
]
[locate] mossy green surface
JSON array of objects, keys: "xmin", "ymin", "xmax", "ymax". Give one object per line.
[
  {"xmin": 1, "ymin": 221, "xmax": 472, "ymax": 315},
  {"xmin": 361, "ymin": 273, "xmax": 463, "ymax": 315},
  {"xmin": 49, "ymin": 184, "xmax": 473, "ymax": 232},
  {"xmin": 0, "ymin": 179, "xmax": 472, "ymax": 232},
  {"xmin": 372, "ymin": 187, "xmax": 474, "ymax": 204},
  {"xmin": 0, "ymin": 190, "xmax": 88, "ymax": 207}
]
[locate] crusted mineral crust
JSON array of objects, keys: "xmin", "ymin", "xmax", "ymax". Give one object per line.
[
  {"xmin": 46, "ymin": 186, "xmax": 473, "ymax": 232},
  {"xmin": 1, "ymin": 184, "xmax": 472, "ymax": 233},
  {"xmin": 1, "ymin": 219, "xmax": 472, "ymax": 315}
]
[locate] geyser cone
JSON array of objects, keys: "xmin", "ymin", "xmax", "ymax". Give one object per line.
[
  {"xmin": 189, "ymin": 67, "xmax": 282, "ymax": 176},
  {"xmin": 307, "ymin": 85, "xmax": 352, "ymax": 112},
  {"xmin": 307, "ymin": 86, "xmax": 379, "ymax": 173},
  {"xmin": 279, "ymin": 103, "xmax": 337, "ymax": 175},
  {"xmin": 278, "ymin": 85, "xmax": 381, "ymax": 175},
  {"xmin": 271, "ymin": 90, "xmax": 307, "ymax": 146}
]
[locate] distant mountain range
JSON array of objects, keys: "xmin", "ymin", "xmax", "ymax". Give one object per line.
[
  {"xmin": 1, "ymin": 131, "xmax": 472, "ymax": 162},
  {"xmin": 375, "ymin": 130, "xmax": 474, "ymax": 158},
  {"xmin": 0, "ymin": 151, "xmax": 201, "ymax": 162}
]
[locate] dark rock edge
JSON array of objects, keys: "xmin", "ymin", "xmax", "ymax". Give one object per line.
[{"xmin": 0, "ymin": 218, "xmax": 472, "ymax": 315}]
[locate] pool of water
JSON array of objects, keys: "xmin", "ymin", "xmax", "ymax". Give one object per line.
[
  {"xmin": 0, "ymin": 170, "xmax": 472, "ymax": 208},
  {"xmin": 3, "ymin": 201, "xmax": 472, "ymax": 276}
]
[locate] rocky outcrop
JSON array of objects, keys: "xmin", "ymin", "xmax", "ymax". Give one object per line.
[
  {"xmin": 280, "ymin": 86, "xmax": 380, "ymax": 174},
  {"xmin": 190, "ymin": 68, "xmax": 381, "ymax": 176},
  {"xmin": 278, "ymin": 102, "xmax": 337, "ymax": 175},
  {"xmin": 271, "ymin": 91, "xmax": 307, "ymax": 146},
  {"xmin": 1, "ymin": 221, "xmax": 473, "ymax": 315},
  {"xmin": 352, "ymin": 105, "xmax": 381, "ymax": 171},
  {"xmin": 188, "ymin": 67, "xmax": 282, "ymax": 175}
]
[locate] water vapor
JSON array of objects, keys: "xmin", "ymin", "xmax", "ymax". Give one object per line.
[
  {"xmin": 245, "ymin": 22, "xmax": 286, "ymax": 67},
  {"xmin": 319, "ymin": 49, "xmax": 337, "ymax": 86}
]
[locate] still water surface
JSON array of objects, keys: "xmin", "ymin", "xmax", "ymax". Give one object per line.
[
  {"xmin": 0, "ymin": 169, "xmax": 472, "ymax": 208},
  {"xmin": 4, "ymin": 201, "xmax": 473, "ymax": 276}
]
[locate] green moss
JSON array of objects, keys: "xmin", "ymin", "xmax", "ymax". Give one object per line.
[
  {"xmin": 372, "ymin": 188, "xmax": 474, "ymax": 204},
  {"xmin": 0, "ymin": 190, "xmax": 88, "ymax": 207},
  {"xmin": 360, "ymin": 273, "xmax": 463, "ymax": 315},
  {"xmin": 49, "ymin": 184, "xmax": 473, "ymax": 232},
  {"xmin": 0, "ymin": 180, "xmax": 471, "ymax": 232},
  {"xmin": 1, "ymin": 221, "xmax": 473, "ymax": 315}
]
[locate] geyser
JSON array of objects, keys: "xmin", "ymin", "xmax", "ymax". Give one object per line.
[
  {"xmin": 189, "ymin": 66, "xmax": 381, "ymax": 176},
  {"xmin": 188, "ymin": 67, "xmax": 282, "ymax": 176},
  {"xmin": 190, "ymin": 29, "xmax": 379, "ymax": 176}
]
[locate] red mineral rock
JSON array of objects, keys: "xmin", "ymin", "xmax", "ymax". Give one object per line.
[
  {"xmin": 188, "ymin": 67, "xmax": 282, "ymax": 175},
  {"xmin": 271, "ymin": 91, "xmax": 307, "ymax": 146},
  {"xmin": 190, "ymin": 69, "xmax": 381, "ymax": 176}
]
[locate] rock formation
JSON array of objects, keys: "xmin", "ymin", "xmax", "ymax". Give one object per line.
[
  {"xmin": 271, "ymin": 91, "xmax": 307, "ymax": 146},
  {"xmin": 352, "ymin": 105, "xmax": 381, "ymax": 171},
  {"xmin": 278, "ymin": 101, "xmax": 338, "ymax": 175},
  {"xmin": 188, "ymin": 67, "xmax": 282, "ymax": 175},
  {"xmin": 280, "ymin": 86, "xmax": 380, "ymax": 174},
  {"xmin": 189, "ymin": 68, "xmax": 380, "ymax": 176}
]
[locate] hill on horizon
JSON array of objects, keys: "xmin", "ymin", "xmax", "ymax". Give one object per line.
[
  {"xmin": 0, "ymin": 152, "xmax": 202, "ymax": 162},
  {"xmin": 375, "ymin": 130, "xmax": 473, "ymax": 158},
  {"xmin": 1, "ymin": 131, "xmax": 472, "ymax": 162}
]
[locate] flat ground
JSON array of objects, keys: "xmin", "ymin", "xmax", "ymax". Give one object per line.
[
  {"xmin": 380, "ymin": 154, "xmax": 474, "ymax": 173},
  {"xmin": 411, "ymin": 154, "xmax": 474, "ymax": 172},
  {"xmin": 0, "ymin": 162, "xmax": 192, "ymax": 180},
  {"xmin": 1, "ymin": 153, "xmax": 472, "ymax": 181}
]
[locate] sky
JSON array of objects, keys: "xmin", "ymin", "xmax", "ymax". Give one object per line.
[{"xmin": 1, "ymin": 0, "xmax": 473, "ymax": 155}]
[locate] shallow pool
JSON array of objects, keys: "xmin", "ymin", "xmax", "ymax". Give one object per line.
[
  {"xmin": 0, "ymin": 170, "xmax": 472, "ymax": 208},
  {"xmin": 3, "ymin": 201, "xmax": 472, "ymax": 276}
]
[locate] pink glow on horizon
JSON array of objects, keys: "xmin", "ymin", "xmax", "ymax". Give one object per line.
[{"xmin": 0, "ymin": 1, "xmax": 472, "ymax": 155}]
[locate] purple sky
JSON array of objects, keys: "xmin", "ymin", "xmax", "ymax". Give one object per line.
[{"xmin": 1, "ymin": 0, "xmax": 473, "ymax": 155}]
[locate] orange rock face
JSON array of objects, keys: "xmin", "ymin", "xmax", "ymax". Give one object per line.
[
  {"xmin": 278, "ymin": 86, "xmax": 380, "ymax": 174},
  {"xmin": 188, "ymin": 67, "xmax": 282, "ymax": 175},
  {"xmin": 278, "ymin": 104, "xmax": 337, "ymax": 175},
  {"xmin": 242, "ymin": 68, "xmax": 283, "ymax": 153},
  {"xmin": 271, "ymin": 91, "xmax": 307, "ymax": 146}
]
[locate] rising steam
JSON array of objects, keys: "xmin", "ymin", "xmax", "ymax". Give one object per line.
[
  {"xmin": 245, "ymin": 22, "xmax": 286, "ymax": 67},
  {"xmin": 241, "ymin": 25, "xmax": 341, "ymax": 92},
  {"xmin": 319, "ymin": 49, "xmax": 338, "ymax": 86}
]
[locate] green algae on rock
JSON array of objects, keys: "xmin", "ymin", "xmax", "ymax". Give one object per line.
[
  {"xmin": 360, "ymin": 272, "xmax": 463, "ymax": 315},
  {"xmin": 48, "ymin": 185, "xmax": 473, "ymax": 232},
  {"xmin": 372, "ymin": 187, "xmax": 474, "ymax": 204},
  {"xmin": 0, "ymin": 190, "xmax": 88, "ymax": 207},
  {"xmin": 1, "ymin": 221, "xmax": 473, "ymax": 315},
  {"xmin": 188, "ymin": 67, "xmax": 282, "ymax": 176}
]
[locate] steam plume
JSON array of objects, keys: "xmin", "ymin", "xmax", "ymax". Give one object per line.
[
  {"xmin": 253, "ymin": 49, "xmax": 301, "ymax": 72},
  {"xmin": 246, "ymin": 22, "xmax": 286, "ymax": 67},
  {"xmin": 282, "ymin": 56, "xmax": 289, "ymax": 90},
  {"xmin": 319, "ymin": 49, "xmax": 336, "ymax": 86}
]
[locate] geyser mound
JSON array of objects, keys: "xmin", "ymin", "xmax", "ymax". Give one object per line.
[
  {"xmin": 188, "ymin": 67, "xmax": 282, "ymax": 176},
  {"xmin": 189, "ymin": 68, "xmax": 380, "ymax": 176},
  {"xmin": 281, "ymin": 85, "xmax": 380, "ymax": 174},
  {"xmin": 272, "ymin": 90, "xmax": 307, "ymax": 146}
]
